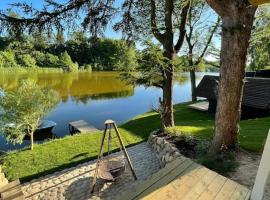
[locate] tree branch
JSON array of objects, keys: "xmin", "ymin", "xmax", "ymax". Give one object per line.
[
  {"xmin": 194, "ymin": 17, "xmax": 220, "ymax": 65},
  {"xmin": 150, "ymin": 0, "xmax": 165, "ymax": 43},
  {"xmin": 174, "ymin": 1, "xmax": 190, "ymax": 52}
]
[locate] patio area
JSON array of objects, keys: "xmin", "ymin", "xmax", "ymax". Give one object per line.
[{"xmin": 22, "ymin": 142, "xmax": 161, "ymax": 200}]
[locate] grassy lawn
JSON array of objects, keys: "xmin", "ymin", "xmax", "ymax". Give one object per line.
[{"xmin": 2, "ymin": 102, "xmax": 270, "ymax": 182}]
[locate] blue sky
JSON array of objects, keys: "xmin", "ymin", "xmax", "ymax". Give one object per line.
[
  {"xmin": 1, "ymin": 0, "xmax": 220, "ymax": 59},
  {"xmin": 1, "ymin": 0, "xmax": 123, "ymax": 39}
]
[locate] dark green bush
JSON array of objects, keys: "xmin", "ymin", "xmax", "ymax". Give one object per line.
[
  {"xmin": 0, "ymin": 51, "xmax": 19, "ymax": 68},
  {"xmin": 16, "ymin": 54, "xmax": 37, "ymax": 68}
]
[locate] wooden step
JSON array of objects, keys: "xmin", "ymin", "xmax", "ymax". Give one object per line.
[
  {"xmin": 0, "ymin": 180, "xmax": 24, "ymax": 200},
  {"xmin": 0, "ymin": 180, "xmax": 20, "ymax": 194}
]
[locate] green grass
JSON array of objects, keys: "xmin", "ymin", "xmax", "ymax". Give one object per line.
[{"xmin": 2, "ymin": 102, "xmax": 270, "ymax": 182}]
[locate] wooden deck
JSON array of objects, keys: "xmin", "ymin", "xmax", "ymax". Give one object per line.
[
  {"xmin": 118, "ymin": 156, "xmax": 250, "ymax": 200},
  {"xmin": 68, "ymin": 120, "xmax": 99, "ymax": 133},
  {"xmin": 188, "ymin": 101, "xmax": 209, "ymax": 112}
]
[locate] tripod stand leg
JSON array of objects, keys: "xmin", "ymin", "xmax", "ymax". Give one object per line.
[
  {"xmin": 90, "ymin": 124, "xmax": 108, "ymax": 193},
  {"xmin": 112, "ymin": 123, "xmax": 137, "ymax": 180}
]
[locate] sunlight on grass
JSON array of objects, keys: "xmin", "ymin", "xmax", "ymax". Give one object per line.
[{"xmin": 2, "ymin": 101, "xmax": 270, "ymax": 182}]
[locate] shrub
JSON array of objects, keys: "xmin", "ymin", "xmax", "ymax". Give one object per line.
[
  {"xmin": 31, "ymin": 51, "xmax": 60, "ymax": 68},
  {"xmin": 81, "ymin": 64, "xmax": 92, "ymax": 71},
  {"xmin": 59, "ymin": 51, "xmax": 78, "ymax": 72},
  {"xmin": 16, "ymin": 54, "xmax": 37, "ymax": 68},
  {"xmin": 0, "ymin": 51, "xmax": 19, "ymax": 68}
]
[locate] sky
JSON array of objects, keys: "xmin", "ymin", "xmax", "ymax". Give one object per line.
[
  {"xmin": 0, "ymin": 0, "xmax": 220, "ymax": 60},
  {"xmin": 1, "ymin": 0, "xmax": 123, "ymax": 39}
]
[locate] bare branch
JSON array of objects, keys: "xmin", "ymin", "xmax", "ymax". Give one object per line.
[
  {"xmin": 150, "ymin": 0, "xmax": 165, "ymax": 43},
  {"xmin": 195, "ymin": 17, "xmax": 220, "ymax": 65},
  {"xmin": 174, "ymin": 1, "xmax": 190, "ymax": 52}
]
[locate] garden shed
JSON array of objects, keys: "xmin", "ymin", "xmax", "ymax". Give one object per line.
[{"xmin": 195, "ymin": 74, "xmax": 270, "ymax": 119}]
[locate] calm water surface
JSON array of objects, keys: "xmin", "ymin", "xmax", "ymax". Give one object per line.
[{"xmin": 0, "ymin": 71, "xmax": 217, "ymax": 151}]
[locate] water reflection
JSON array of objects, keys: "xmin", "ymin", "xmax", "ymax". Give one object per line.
[
  {"xmin": 0, "ymin": 71, "xmax": 215, "ymax": 151},
  {"xmin": 0, "ymin": 71, "xmax": 135, "ymax": 103}
]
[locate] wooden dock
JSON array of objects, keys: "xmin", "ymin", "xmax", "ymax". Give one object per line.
[
  {"xmin": 117, "ymin": 156, "xmax": 250, "ymax": 200},
  {"xmin": 188, "ymin": 101, "xmax": 209, "ymax": 112},
  {"xmin": 68, "ymin": 120, "xmax": 99, "ymax": 133}
]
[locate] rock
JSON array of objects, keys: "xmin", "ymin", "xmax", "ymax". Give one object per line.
[
  {"xmin": 173, "ymin": 151, "xmax": 181, "ymax": 157},
  {"xmin": 165, "ymin": 153, "xmax": 170, "ymax": 163},
  {"xmin": 164, "ymin": 142, "xmax": 172, "ymax": 152},
  {"xmin": 155, "ymin": 145, "xmax": 159, "ymax": 152},
  {"xmin": 156, "ymin": 137, "xmax": 163, "ymax": 145}
]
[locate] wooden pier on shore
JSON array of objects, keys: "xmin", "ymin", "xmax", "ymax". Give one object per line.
[{"xmin": 68, "ymin": 120, "xmax": 99, "ymax": 134}]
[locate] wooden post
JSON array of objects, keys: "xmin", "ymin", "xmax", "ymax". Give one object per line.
[
  {"xmin": 112, "ymin": 122, "xmax": 138, "ymax": 180},
  {"xmin": 251, "ymin": 130, "xmax": 270, "ymax": 200},
  {"xmin": 90, "ymin": 124, "xmax": 107, "ymax": 193},
  {"xmin": 90, "ymin": 120, "xmax": 138, "ymax": 194}
]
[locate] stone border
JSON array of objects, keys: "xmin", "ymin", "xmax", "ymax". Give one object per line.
[{"xmin": 148, "ymin": 130, "xmax": 181, "ymax": 167}]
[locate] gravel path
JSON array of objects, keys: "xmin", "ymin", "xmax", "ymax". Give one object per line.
[
  {"xmin": 22, "ymin": 142, "xmax": 161, "ymax": 200},
  {"xmin": 229, "ymin": 150, "xmax": 270, "ymax": 200}
]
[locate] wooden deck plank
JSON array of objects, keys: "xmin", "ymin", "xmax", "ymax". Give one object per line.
[
  {"xmin": 1, "ymin": 185, "xmax": 23, "ymax": 200},
  {"xmin": 134, "ymin": 159, "xmax": 194, "ymax": 199},
  {"xmin": 135, "ymin": 159, "xmax": 195, "ymax": 200},
  {"xmin": 142, "ymin": 165, "xmax": 208, "ymax": 200},
  {"xmin": 69, "ymin": 120, "xmax": 98, "ymax": 133},
  {"xmin": 230, "ymin": 184, "xmax": 250, "ymax": 200},
  {"xmin": 115, "ymin": 156, "xmax": 250, "ymax": 200},
  {"xmin": 188, "ymin": 101, "xmax": 209, "ymax": 112},
  {"xmin": 214, "ymin": 179, "xmax": 238, "ymax": 200},
  {"xmin": 196, "ymin": 174, "xmax": 227, "ymax": 200},
  {"xmin": 181, "ymin": 169, "xmax": 218, "ymax": 200},
  {"xmin": 0, "ymin": 180, "xmax": 20, "ymax": 193},
  {"xmin": 118, "ymin": 157, "xmax": 188, "ymax": 200}
]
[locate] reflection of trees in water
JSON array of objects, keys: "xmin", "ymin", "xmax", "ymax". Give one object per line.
[
  {"xmin": 0, "ymin": 71, "xmax": 134, "ymax": 103},
  {"xmin": 70, "ymin": 90, "xmax": 135, "ymax": 104},
  {"xmin": 174, "ymin": 74, "xmax": 188, "ymax": 84}
]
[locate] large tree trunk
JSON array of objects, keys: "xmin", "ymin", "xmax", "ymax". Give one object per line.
[
  {"xmin": 162, "ymin": 68, "xmax": 174, "ymax": 127},
  {"xmin": 161, "ymin": 50, "xmax": 175, "ymax": 127},
  {"xmin": 190, "ymin": 69, "xmax": 197, "ymax": 102},
  {"xmin": 210, "ymin": 5, "xmax": 257, "ymax": 153}
]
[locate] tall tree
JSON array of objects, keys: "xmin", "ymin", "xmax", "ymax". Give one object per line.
[
  {"xmin": 184, "ymin": 0, "xmax": 220, "ymax": 101},
  {"xmin": 206, "ymin": 0, "xmax": 257, "ymax": 153},
  {"xmin": 116, "ymin": 0, "xmax": 190, "ymax": 127}
]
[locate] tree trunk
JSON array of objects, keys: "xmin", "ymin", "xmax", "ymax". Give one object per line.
[
  {"xmin": 161, "ymin": 50, "xmax": 175, "ymax": 127},
  {"xmin": 30, "ymin": 131, "xmax": 34, "ymax": 150},
  {"xmin": 210, "ymin": 7, "xmax": 257, "ymax": 153},
  {"xmin": 190, "ymin": 69, "xmax": 197, "ymax": 102}
]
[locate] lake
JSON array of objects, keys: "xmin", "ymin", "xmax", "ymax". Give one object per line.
[{"xmin": 0, "ymin": 71, "xmax": 216, "ymax": 151}]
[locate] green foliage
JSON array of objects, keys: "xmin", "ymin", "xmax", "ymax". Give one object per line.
[
  {"xmin": 0, "ymin": 32, "xmax": 137, "ymax": 71},
  {"xmin": 199, "ymin": 150, "xmax": 238, "ymax": 175},
  {"xmin": 120, "ymin": 42, "xmax": 180, "ymax": 88},
  {"xmin": 31, "ymin": 51, "xmax": 60, "ymax": 68},
  {"xmin": 16, "ymin": 54, "xmax": 36, "ymax": 68},
  {"xmin": 0, "ymin": 51, "xmax": 18, "ymax": 68},
  {"xmin": 0, "ymin": 80, "xmax": 59, "ymax": 148},
  {"xmin": 59, "ymin": 51, "xmax": 79, "ymax": 72},
  {"xmin": 1, "ymin": 102, "xmax": 270, "ymax": 181},
  {"xmin": 249, "ymin": 7, "xmax": 270, "ymax": 70}
]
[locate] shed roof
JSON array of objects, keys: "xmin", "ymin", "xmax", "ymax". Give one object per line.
[{"xmin": 196, "ymin": 75, "xmax": 270, "ymax": 110}]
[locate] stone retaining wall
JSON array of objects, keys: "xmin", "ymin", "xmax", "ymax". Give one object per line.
[{"xmin": 148, "ymin": 130, "xmax": 181, "ymax": 167}]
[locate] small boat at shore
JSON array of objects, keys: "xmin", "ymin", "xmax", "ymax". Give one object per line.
[
  {"xmin": 4, "ymin": 120, "xmax": 57, "ymax": 133},
  {"xmin": 35, "ymin": 120, "xmax": 57, "ymax": 133}
]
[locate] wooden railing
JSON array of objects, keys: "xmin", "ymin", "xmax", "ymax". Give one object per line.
[{"xmin": 251, "ymin": 130, "xmax": 270, "ymax": 200}]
